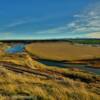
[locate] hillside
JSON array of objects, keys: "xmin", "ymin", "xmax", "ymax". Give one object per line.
[
  {"xmin": 25, "ymin": 42, "xmax": 100, "ymax": 69},
  {"xmin": 0, "ymin": 53, "xmax": 100, "ymax": 100},
  {"xmin": 26, "ymin": 42, "xmax": 100, "ymax": 61},
  {"xmin": 0, "ymin": 42, "xmax": 99, "ymax": 99}
]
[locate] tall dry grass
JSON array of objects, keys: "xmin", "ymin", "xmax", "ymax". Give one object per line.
[{"xmin": 0, "ymin": 65, "xmax": 99, "ymax": 100}]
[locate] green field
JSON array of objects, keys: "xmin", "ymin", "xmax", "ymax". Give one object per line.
[{"xmin": 68, "ymin": 39, "xmax": 100, "ymax": 44}]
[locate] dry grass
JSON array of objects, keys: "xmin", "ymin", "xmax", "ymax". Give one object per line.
[
  {"xmin": 0, "ymin": 65, "xmax": 99, "ymax": 100},
  {"xmin": 0, "ymin": 53, "xmax": 99, "ymax": 100},
  {"xmin": 0, "ymin": 42, "xmax": 99, "ymax": 100},
  {"xmin": 0, "ymin": 53, "xmax": 46, "ymax": 69},
  {"xmin": 26, "ymin": 42, "xmax": 100, "ymax": 61}
]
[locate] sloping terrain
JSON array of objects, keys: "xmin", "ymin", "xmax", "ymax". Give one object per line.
[
  {"xmin": 26, "ymin": 42, "xmax": 100, "ymax": 61},
  {"xmin": 0, "ymin": 53, "xmax": 100, "ymax": 100},
  {"xmin": 26, "ymin": 42, "xmax": 100, "ymax": 69}
]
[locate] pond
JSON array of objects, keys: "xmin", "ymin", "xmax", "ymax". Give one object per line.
[{"xmin": 5, "ymin": 44, "xmax": 25, "ymax": 54}]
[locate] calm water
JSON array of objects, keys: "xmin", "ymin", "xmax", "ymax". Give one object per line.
[
  {"xmin": 5, "ymin": 44, "xmax": 100, "ymax": 75},
  {"xmin": 5, "ymin": 44, "xmax": 25, "ymax": 53},
  {"xmin": 38, "ymin": 60, "xmax": 100, "ymax": 75}
]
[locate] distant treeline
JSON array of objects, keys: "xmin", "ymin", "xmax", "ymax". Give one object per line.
[
  {"xmin": 68, "ymin": 39, "xmax": 100, "ymax": 44},
  {"xmin": 0, "ymin": 38, "xmax": 100, "ymax": 44}
]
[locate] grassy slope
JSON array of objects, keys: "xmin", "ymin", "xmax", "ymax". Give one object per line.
[
  {"xmin": 0, "ymin": 42, "xmax": 100, "ymax": 99},
  {"xmin": 0, "ymin": 53, "xmax": 100, "ymax": 100},
  {"xmin": 26, "ymin": 42, "xmax": 100, "ymax": 61},
  {"xmin": 26, "ymin": 42, "xmax": 100, "ymax": 68}
]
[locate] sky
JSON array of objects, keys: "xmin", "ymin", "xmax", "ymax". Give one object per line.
[{"xmin": 0, "ymin": 0, "xmax": 100, "ymax": 40}]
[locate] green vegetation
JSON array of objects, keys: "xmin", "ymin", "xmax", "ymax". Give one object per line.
[{"xmin": 68, "ymin": 39, "xmax": 100, "ymax": 44}]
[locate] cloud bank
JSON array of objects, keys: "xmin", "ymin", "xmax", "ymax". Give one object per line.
[{"xmin": 31, "ymin": 1, "xmax": 100, "ymax": 38}]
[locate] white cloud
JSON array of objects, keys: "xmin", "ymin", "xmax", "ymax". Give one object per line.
[
  {"xmin": 85, "ymin": 32, "xmax": 100, "ymax": 38},
  {"xmin": 35, "ymin": 1, "xmax": 100, "ymax": 38},
  {"xmin": 1, "ymin": 1, "xmax": 100, "ymax": 39},
  {"xmin": 5, "ymin": 17, "xmax": 35, "ymax": 28},
  {"xmin": 5, "ymin": 21, "xmax": 28, "ymax": 28},
  {"xmin": 35, "ymin": 26, "xmax": 67, "ymax": 34},
  {"xmin": 0, "ymin": 17, "xmax": 35, "ymax": 31},
  {"xmin": 67, "ymin": 1, "xmax": 100, "ymax": 37}
]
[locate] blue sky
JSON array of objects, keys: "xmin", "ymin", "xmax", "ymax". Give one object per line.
[{"xmin": 0, "ymin": 0, "xmax": 100, "ymax": 40}]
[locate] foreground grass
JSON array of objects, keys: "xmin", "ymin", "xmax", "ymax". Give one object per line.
[
  {"xmin": 0, "ymin": 42, "xmax": 100, "ymax": 100},
  {"xmin": 0, "ymin": 66, "xmax": 100, "ymax": 100},
  {"xmin": 0, "ymin": 53, "xmax": 99, "ymax": 100}
]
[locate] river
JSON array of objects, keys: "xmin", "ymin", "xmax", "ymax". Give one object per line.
[
  {"xmin": 38, "ymin": 60, "xmax": 100, "ymax": 75},
  {"xmin": 5, "ymin": 44, "xmax": 100, "ymax": 75}
]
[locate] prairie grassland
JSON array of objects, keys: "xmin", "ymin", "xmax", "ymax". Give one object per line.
[
  {"xmin": 0, "ymin": 53, "xmax": 46, "ymax": 69},
  {"xmin": 0, "ymin": 42, "xmax": 100, "ymax": 100},
  {"xmin": 26, "ymin": 42, "xmax": 100, "ymax": 61},
  {"xmin": 0, "ymin": 65, "xmax": 100, "ymax": 100},
  {"xmin": 0, "ymin": 53, "xmax": 99, "ymax": 100}
]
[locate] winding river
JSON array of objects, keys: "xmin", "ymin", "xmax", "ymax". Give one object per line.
[
  {"xmin": 5, "ymin": 44, "xmax": 100, "ymax": 75},
  {"xmin": 38, "ymin": 60, "xmax": 100, "ymax": 75}
]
